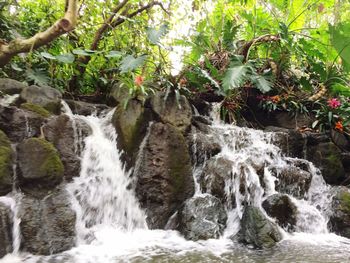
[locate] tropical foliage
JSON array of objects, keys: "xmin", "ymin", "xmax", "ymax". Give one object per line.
[{"xmin": 1, "ymin": 0, "xmax": 350, "ymax": 133}]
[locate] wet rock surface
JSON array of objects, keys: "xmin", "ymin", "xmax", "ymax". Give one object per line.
[
  {"xmin": 262, "ymin": 194, "xmax": 298, "ymax": 231},
  {"xmin": 0, "ymin": 202, "xmax": 13, "ymax": 258},
  {"xmin": 329, "ymin": 187, "xmax": 350, "ymax": 238},
  {"xmin": 237, "ymin": 206, "xmax": 282, "ymax": 248},
  {"xmin": 0, "ymin": 130, "xmax": 13, "ymax": 195},
  {"xmin": 0, "ymin": 78, "xmax": 27, "ymax": 95},
  {"xmin": 135, "ymin": 122, "xmax": 194, "ymax": 229},
  {"xmin": 18, "ymin": 188, "xmax": 76, "ymax": 255},
  {"xmin": 178, "ymin": 194, "xmax": 227, "ymax": 241}
]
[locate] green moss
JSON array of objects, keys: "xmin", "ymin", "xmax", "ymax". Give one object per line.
[
  {"xmin": 0, "ymin": 130, "xmax": 11, "ymax": 148},
  {"xmin": 43, "ymin": 101, "xmax": 61, "ymax": 115},
  {"xmin": 21, "ymin": 103, "xmax": 51, "ymax": 118},
  {"xmin": 0, "ymin": 146, "xmax": 12, "ymax": 180},
  {"xmin": 339, "ymin": 191, "xmax": 350, "ymax": 213}
]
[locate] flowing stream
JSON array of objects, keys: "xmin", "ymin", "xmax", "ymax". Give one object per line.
[{"xmin": 2, "ymin": 103, "xmax": 350, "ymax": 263}]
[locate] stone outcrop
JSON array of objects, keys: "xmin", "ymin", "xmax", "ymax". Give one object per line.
[
  {"xmin": 329, "ymin": 187, "xmax": 350, "ymax": 238},
  {"xmin": 135, "ymin": 122, "xmax": 194, "ymax": 229},
  {"xmin": 20, "ymin": 85, "xmax": 62, "ymax": 114},
  {"xmin": 65, "ymin": 99, "xmax": 110, "ymax": 116},
  {"xmin": 0, "ymin": 78, "xmax": 26, "ymax": 95},
  {"xmin": 150, "ymin": 92, "xmax": 192, "ymax": 133},
  {"xmin": 43, "ymin": 114, "xmax": 91, "ymax": 180},
  {"xmin": 0, "ymin": 130, "xmax": 13, "ymax": 195},
  {"xmin": 178, "ymin": 194, "xmax": 227, "ymax": 241},
  {"xmin": 236, "ymin": 206, "xmax": 282, "ymax": 248},
  {"xmin": 262, "ymin": 194, "xmax": 298, "ymax": 231},
  {"xmin": 0, "ymin": 202, "xmax": 13, "ymax": 258},
  {"xmin": 18, "ymin": 188, "xmax": 76, "ymax": 255},
  {"xmin": 0, "ymin": 106, "xmax": 46, "ymax": 142},
  {"xmin": 17, "ymin": 138, "xmax": 64, "ymax": 188}
]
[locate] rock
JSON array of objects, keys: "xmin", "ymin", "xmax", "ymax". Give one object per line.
[
  {"xmin": 265, "ymin": 126, "xmax": 305, "ymax": 158},
  {"xmin": 20, "ymin": 103, "xmax": 52, "ymax": 118},
  {"xmin": 150, "ymin": 92, "xmax": 192, "ymax": 133},
  {"xmin": 262, "ymin": 194, "xmax": 298, "ymax": 231},
  {"xmin": 110, "ymin": 82, "xmax": 132, "ymax": 105},
  {"xmin": 0, "ymin": 78, "xmax": 27, "ymax": 95},
  {"xmin": 236, "ymin": 206, "xmax": 282, "ymax": 249},
  {"xmin": 328, "ymin": 187, "xmax": 350, "ymax": 238},
  {"xmin": 189, "ymin": 130, "xmax": 221, "ymax": 164},
  {"xmin": 20, "ymin": 85, "xmax": 62, "ymax": 114},
  {"xmin": 17, "ymin": 138, "xmax": 64, "ymax": 188},
  {"xmin": 331, "ymin": 129, "xmax": 350, "ymax": 152},
  {"xmin": 65, "ymin": 100, "xmax": 110, "ymax": 116},
  {"xmin": 43, "ymin": 115, "xmax": 90, "ymax": 180},
  {"xmin": 178, "ymin": 194, "xmax": 227, "ymax": 241},
  {"xmin": 272, "ymin": 165, "xmax": 312, "ymax": 199},
  {"xmin": 191, "ymin": 115, "xmax": 212, "ymax": 133},
  {"xmin": 112, "ymin": 99, "xmax": 153, "ymax": 167},
  {"xmin": 0, "ymin": 130, "xmax": 13, "ymax": 195},
  {"xmin": 306, "ymin": 142, "xmax": 345, "ymax": 185},
  {"xmin": 0, "ymin": 202, "xmax": 13, "ymax": 258},
  {"xmin": 0, "ymin": 106, "xmax": 47, "ymax": 142},
  {"xmin": 135, "ymin": 122, "xmax": 194, "ymax": 229},
  {"xmin": 199, "ymin": 156, "xmax": 233, "ymax": 202},
  {"xmin": 189, "ymin": 97, "xmax": 212, "ymax": 116},
  {"xmin": 19, "ymin": 188, "xmax": 76, "ymax": 255}
]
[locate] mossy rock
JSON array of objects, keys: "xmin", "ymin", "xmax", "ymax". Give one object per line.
[
  {"xmin": 0, "ymin": 130, "xmax": 13, "ymax": 195},
  {"xmin": 17, "ymin": 138, "xmax": 64, "ymax": 188},
  {"xmin": 329, "ymin": 187, "xmax": 350, "ymax": 238},
  {"xmin": 20, "ymin": 103, "xmax": 52, "ymax": 118},
  {"xmin": 112, "ymin": 99, "xmax": 153, "ymax": 167}
]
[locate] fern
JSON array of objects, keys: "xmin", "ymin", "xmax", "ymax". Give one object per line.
[{"xmin": 251, "ymin": 74, "xmax": 272, "ymax": 93}]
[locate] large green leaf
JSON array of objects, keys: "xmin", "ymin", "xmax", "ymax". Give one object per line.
[
  {"xmin": 120, "ymin": 55, "xmax": 147, "ymax": 73},
  {"xmin": 329, "ymin": 22, "xmax": 350, "ymax": 73},
  {"xmin": 251, "ymin": 75, "xmax": 272, "ymax": 93},
  {"xmin": 25, "ymin": 69, "xmax": 50, "ymax": 86},
  {"xmin": 56, "ymin": 53, "xmax": 75, "ymax": 64},
  {"xmin": 222, "ymin": 63, "xmax": 249, "ymax": 91},
  {"xmin": 146, "ymin": 24, "xmax": 169, "ymax": 45}
]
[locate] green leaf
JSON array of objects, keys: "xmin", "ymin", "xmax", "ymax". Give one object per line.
[
  {"xmin": 120, "ymin": 55, "xmax": 147, "ymax": 73},
  {"xmin": 329, "ymin": 22, "xmax": 350, "ymax": 73},
  {"xmin": 251, "ymin": 75, "xmax": 272, "ymax": 93},
  {"xmin": 72, "ymin": 49, "xmax": 95, "ymax": 56},
  {"xmin": 40, "ymin": 52, "xmax": 56, "ymax": 60},
  {"xmin": 331, "ymin": 83, "xmax": 350, "ymax": 97},
  {"xmin": 56, "ymin": 53, "xmax": 75, "ymax": 64},
  {"xmin": 312, "ymin": 120, "xmax": 319, "ymax": 129},
  {"xmin": 105, "ymin": 51, "xmax": 123, "ymax": 58},
  {"xmin": 25, "ymin": 69, "xmax": 50, "ymax": 86},
  {"xmin": 11, "ymin": 63, "xmax": 23, "ymax": 72},
  {"xmin": 146, "ymin": 24, "xmax": 169, "ymax": 45},
  {"xmin": 222, "ymin": 63, "xmax": 248, "ymax": 91}
]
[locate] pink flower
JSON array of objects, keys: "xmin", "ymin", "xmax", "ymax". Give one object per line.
[
  {"xmin": 327, "ymin": 98, "xmax": 341, "ymax": 109},
  {"xmin": 134, "ymin": 75, "xmax": 144, "ymax": 86}
]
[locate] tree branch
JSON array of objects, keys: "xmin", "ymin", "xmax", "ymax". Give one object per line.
[{"xmin": 0, "ymin": 0, "xmax": 78, "ymax": 67}]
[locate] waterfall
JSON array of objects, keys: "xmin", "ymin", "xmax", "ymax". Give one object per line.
[{"xmin": 66, "ymin": 109, "xmax": 147, "ymax": 244}]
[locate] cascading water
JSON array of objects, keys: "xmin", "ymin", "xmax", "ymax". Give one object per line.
[{"xmin": 3, "ymin": 102, "xmax": 350, "ymax": 263}]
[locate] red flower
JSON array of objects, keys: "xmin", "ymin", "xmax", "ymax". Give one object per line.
[
  {"xmin": 327, "ymin": 98, "xmax": 341, "ymax": 109},
  {"xmin": 134, "ymin": 75, "xmax": 144, "ymax": 86},
  {"xmin": 335, "ymin": 121, "xmax": 343, "ymax": 132}
]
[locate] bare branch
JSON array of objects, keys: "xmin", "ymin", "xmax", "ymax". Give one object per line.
[{"xmin": 0, "ymin": 0, "xmax": 78, "ymax": 67}]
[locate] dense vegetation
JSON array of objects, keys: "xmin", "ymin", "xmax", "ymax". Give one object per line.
[{"xmin": 1, "ymin": 0, "xmax": 350, "ymax": 134}]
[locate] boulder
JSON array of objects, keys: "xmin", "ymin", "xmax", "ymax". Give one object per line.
[
  {"xmin": 328, "ymin": 187, "xmax": 350, "ymax": 238},
  {"xmin": 65, "ymin": 100, "xmax": 110, "ymax": 116},
  {"xmin": 331, "ymin": 129, "xmax": 350, "ymax": 152},
  {"xmin": 306, "ymin": 142, "xmax": 345, "ymax": 185},
  {"xmin": 236, "ymin": 206, "xmax": 282, "ymax": 249},
  {"xmin": 271, "ymin": 165, "xmax": 312, "ymax": 198},
  {"xmin": 150, "ymin": 92, "xmax": 192, "ymax": 133},
  {"xmin": 20, "ymin": 103, "xmax": 52, "ymax": 118},
  {"xmin": 0, "ymin": 78, "xmax": 26, "ymax": 95},
  {"xmin": 178, "ymin": 194, "xmax": 227, "ymax": 241},
  {"xmin": 0, "ymin": 202, "xmax": 13, "ymax": 258},
  {"xmin": 112, "ymin": 99, "xmax": 153, "ymax": 167},
  {"xmin": 135, "ymin": 122, "xmax": 194, "ymax": 229},
  {"xmin": 188, "ymin": 129, "xmax": 221, "ymax": 164},
  {"xmin": 17, "ymin": 138, "xmax": 64, "ymax": 188},
  {"xmin": 265, "ymin": 126, "xmax": 305, "ymax": 158},
  {"xmin": 0, "ymin": 106, "xmax": 46, "ymax": 142},
  {"xmin": 18, "ymin": 188, "xmax": 76, "ymax": 255},
  {"xmin": 262, "ymin": 194, "xmax": 298, "ymax": 231},
  {"xmin": 43, "ymin": 115, "xmax": 91, "ymax": 180},
  {"xmin": 199, "ymin": 156, "xmax": 233, "ymax": 202},
  {"xmin": 0, "ymin": 130, "xmax": 13, "ymax": 195},
  {"xmin": 20, "ymin": 85, "xmax": 62, "ymax": 114}
]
